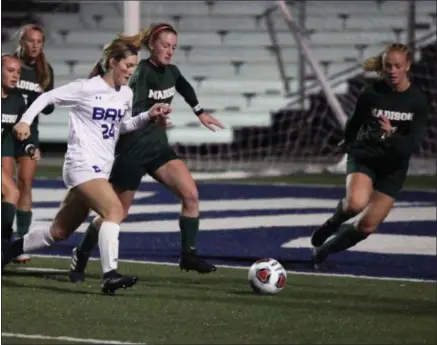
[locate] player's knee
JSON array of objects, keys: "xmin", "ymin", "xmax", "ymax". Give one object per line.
[
  {"xmin": 355, "ymin": 217, "xmax": 378, "ymax": 234},
  {"xmin": 49, "ymin": 225, "xmax": 73, "ymax": 241},
  {"xmin": 101, "ymin": 201, "xmax": 125, "ymax": 224},
  {"xmin": 344, "ymin": 196, "xmax": 367, "ymax": 214},
  {"xmin": 5, "ymin": 184, "xmax": 20, "ymax": 205},
  {"xmin": 17, "ymin": 176, "xmax": 33, "ymax": 197},
  {"xmin": 181, "ymin": 187, "xmax": 199, "ymax": 210}
]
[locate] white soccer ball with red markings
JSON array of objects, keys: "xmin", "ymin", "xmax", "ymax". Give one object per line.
[{"xmin": 248, "ymin": 258, "xmax": 287, "ymax": 294}]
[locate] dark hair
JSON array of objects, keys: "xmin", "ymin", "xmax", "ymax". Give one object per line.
[
  {"xmin": 117, "ymin": 23, "xmax": 177, "ymax": 52},
  {"xmin": 15, "ymin": 24, "xmax": 52, "ymax": 90},
  {"xmin": 88, "ymin": 39, "xmax": 138, "ymax": 78}
]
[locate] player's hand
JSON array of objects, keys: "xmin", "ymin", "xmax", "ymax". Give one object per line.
[
  {"xmin": 198, "ymin": 112, "xmax": 224, "ymax": 132},
  {"xmin": 378, "ymin": 115, "xmax": 393, "ymax": 138},
  {"xmin": 13, "ymin": 122, "xmax": 31, "ymax": 141},
  {"xmin": 149, "ymin": 103, "xmax": 171, "ymax": 119},
  {"xmin": 31, "ymin": 148, "xmax": 41, "ymax": 161},
  {"xmin": 148, "ymin": 103, "xmax": 173, "ymax": 127}
]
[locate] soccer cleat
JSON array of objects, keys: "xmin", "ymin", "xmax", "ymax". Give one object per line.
[
  {"xmin": 311, "ymin": 247, "xmax": 328, "ymax": 270},
  {"xmin": 311, "ymin": 220, "xmax": 338, "ymax": 248},
  {"xmin": 68, "ymin": 247, "xmax": 89, "ymax": 283},
  {"xmin": 12, "ymin": 253, "xmax": 31, "ymax": 264},
  {"xmin": 179, "ymin": 250, "xmax": 217, "ymax": 274},
  {"xmin": 101, "ymin": 272, "xmax": 138, "ymax": 295}
]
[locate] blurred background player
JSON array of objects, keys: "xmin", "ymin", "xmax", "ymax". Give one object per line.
[
  {"xmin": 69, "ymin": 23, "xmax": 224, "ymax": 281},
  {"xmin": 311, "ymin": 43, "xmax": 429, "ymax": 267},
  {"xmin": 2, "ymin": 38, "xmax": 172, "ymax": 294},
  {"xmin": 5, "ymin": 24, "xmax": 55, "ymax": 263},
  {"xmin": 1, "ymin": 55, "xmax": 40, "ymax": 248}
]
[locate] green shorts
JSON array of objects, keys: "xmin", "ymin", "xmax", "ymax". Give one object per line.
[
  {"xmin": 1, "ymin": 129, "xmax": 39, "ymax": 158},
  {"xmin": 346, "ymin": 155, "xmax": 409, "ymax": 199},
  {"xmin": 109, "ymin": 146, "xmax": 179, "ymax": 191}
]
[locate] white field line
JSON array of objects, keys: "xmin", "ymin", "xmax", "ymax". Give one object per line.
[{"xmin": 1, "ymin": 332, "xmax": 146, "ymax": 344}]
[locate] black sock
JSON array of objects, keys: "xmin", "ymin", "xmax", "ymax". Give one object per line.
[
  {"xmin": 179, "ymin": 216, "xmax": 199, "ymax": 253},
  {"xmin": 76, "ymin": 222, "xmax": 99, "ymax": 256},
  {"xmin": 1, "ymin": 201, "xmax": 16, "ymax": 242},
  {"xmin": 328, "ymin": 199, "xmax": 357, "ymax": 228},
  {"xmin": 318, "ymin": 224, "xmax": 369, "ymax": 257},
  {"xmin": 4, "ymin": 238, "xmax": 25, "ymax": 263}
]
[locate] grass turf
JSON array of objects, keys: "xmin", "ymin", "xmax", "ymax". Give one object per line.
[{"xmin": 2, "ymin": 257, "xmax": 435, "ymax": 344}]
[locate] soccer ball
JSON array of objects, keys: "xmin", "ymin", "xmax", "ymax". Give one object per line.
[{"xmin": 248, "ymin": 258, "xmax": 287, "ymax": 294}]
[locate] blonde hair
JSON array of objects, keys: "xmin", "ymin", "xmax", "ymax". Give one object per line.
[
  {"xmin": 362, "ymin": 43, "xmax": 410, "ymax": 74},
  {"xmin": 88, "ymin": 39, "xmax": 138, "ymax": 78},
  {"xmin": 117, "ymin": 23, "xmax": 177, "ymax": 52},
  {"xmin": 15, "ymin": 24, "xmax": 52, "ymax": 90}
]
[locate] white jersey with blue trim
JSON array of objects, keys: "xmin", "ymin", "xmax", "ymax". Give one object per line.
[{"xmin": 20, "ymin": 76, "xmax": 133, "ymax": 170}]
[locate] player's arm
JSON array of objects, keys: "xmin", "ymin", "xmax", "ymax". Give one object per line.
[
  {"xmin": 19, "ymin": 79, "xmax": 84, "ymax": 126},
  {"xmin": 120, "ymin": 95, "xmax": 172, "ymax": 134},
  {"xmin": 17, "ymin": 95, "xmax": 38, "ymax": 158},
  {"xmin": 173, "ymin": 66, "xmax": 204, "ymax": 116},
  {"xmin": 41, "ymin": 64, "xmax": 55, "ymax": 115},
  {"xmin": 344, "ymin": 90, "xmax": 370, "ymax": 144},
  {"xmin": 385, "ymin": 98, "xmax": 429, "ymax": 157}
]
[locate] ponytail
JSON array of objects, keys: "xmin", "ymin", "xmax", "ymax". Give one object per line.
[
  {"xmin": 362, "ymin": 43, "xmax": 410, "ymax": 74},
  {"xmin": 117, "ymin": 23, "xmax": 177, "ymax": 52},
  {"xmin": 88, "ymin": 60, "xmax": 105, "ymax": 78},
  {"xmin": 362, "ymin": 55, "xmax": 383, "ymax": 73},
  {"xmin": 117, "ymin": 28, "xmax": 152, "ymax": 50}
]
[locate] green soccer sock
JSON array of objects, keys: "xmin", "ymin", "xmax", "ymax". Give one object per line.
[
  {"xmin": 179, "ymin": 216, "xmax": 199, "ymax": 253},
  {"xmin": 2, "ymin": 201, "xmax": 17, "ymax": 241},
  {"xmin": 328, "ymin": 199, "xmax": 357, "ymax": 227},
  {"xmin": 16, "ymin": 209, "xmax": 32, "ymax": 238},
  {"xmin": 318, "ymin": 224, "xmax": 369, "ymax": 257},
  {"xmin": 76, "ymin": 222, "xmax": 99, "ymax": 256}
]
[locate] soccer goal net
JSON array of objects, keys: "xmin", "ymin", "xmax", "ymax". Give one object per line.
[{"xmin": 168, "ymin": 1, "xmax": 436, "ymax": 176}]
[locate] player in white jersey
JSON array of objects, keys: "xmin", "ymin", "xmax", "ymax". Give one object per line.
[{"xmin": 2, "ymin": 38, "xmax": 173, "ymax": 295}]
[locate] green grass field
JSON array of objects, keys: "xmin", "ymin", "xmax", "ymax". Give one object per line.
[
  {"xmin": 2, "ymin": 166, "xmax": 435, "ymax": 344},
  {"xmin": 2, "ymin": 257, "xmax": 436, "ymax": 345}
]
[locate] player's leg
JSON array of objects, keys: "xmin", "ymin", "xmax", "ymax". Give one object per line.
[
  {"xmin": 14, "ymin": 129, "xmax": 39, "ymax": 242},
  {"xmin": 311, "ymin": 155, "xmax": 375, "ymax": 247},
  {"xmin": 2, "ymin": 187, "xmax": 90, "ymax": 271},
  {"xmin": 1, "ymin": 164, "xmax": 20, "ymax": 246},
  {"xmin": 150, "ymin": 148, "xmax": 216, "ymax": 274},
  {"xmin": 14, "ymin": 143, "xmax": 38, "ymax": 263},
  {"xmin": 72, "ymin": 178, "xmax": 137, "ymax": 293},
  {"xmin": 313, "ymin": 191, "xmax": 395, "ymax": 266},
  {"xmin": 69, "ymin": 158, "xmax": 143, "ymax": 282},
  {"xmin": 1, "ymin": 138, "xmax": 18, "ymax": 246},
  {"xmin": 312, "ymin": 164, "xmax": 404, "ymax": 267}
]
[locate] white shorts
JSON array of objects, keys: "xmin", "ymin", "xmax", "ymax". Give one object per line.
[{"xmin": 63, "ymin": 160, "xmax": 112, "ymax": 189}]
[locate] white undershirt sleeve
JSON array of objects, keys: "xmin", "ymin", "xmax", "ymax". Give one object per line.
[
  {"xmin": 119, "ymin": 111, "xmax": 152, "ymax": 134},
  {"xmin": 20, "ymin": 79, "xmax": 85, "ymax": 126}
]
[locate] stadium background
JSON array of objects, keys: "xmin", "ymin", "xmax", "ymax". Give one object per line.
[
  {"xmin": 1, "ymin": 2, "xmax": 436, "ymax": 344},
  {"xmin": 2, "ymin": 0, "xmax": 436, "ymax": 176}
]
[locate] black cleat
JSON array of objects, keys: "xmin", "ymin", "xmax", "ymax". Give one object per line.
[
  {"xmin": 68, "ymin": 247, "xmax": 89, "ymax": 283},
  {"xmin": 179, "ymin": 250, "xmax": 217, "ymax": 274},
  {"xmin": 101, "ymin": 273, "xmax": 138, "ymax": 295},
  {"xmin": 312, "ymin": 247, "xmax": 328, "ymax": 270},
  {"xmin": 311, "ymin": 220, "xmax": 338, "ymax": 247}
]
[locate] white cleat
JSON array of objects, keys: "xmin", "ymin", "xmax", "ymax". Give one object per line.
[{"xmin": 13, "ymin": 254, "xmax": 31, "ymax": 264}]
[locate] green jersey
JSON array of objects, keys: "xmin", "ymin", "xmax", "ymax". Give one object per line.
[
  {"xmin": 2, "ymin": 92, "xmax": 26, "ymax": 136},
  {"xmin": 345, "ymin": 79, "xmax": 429, "ymax": 161},
  {"xmin": 14, "ymin": 60, "xmax": 54, "ymax": 129},
  {"xmin": 115, "ymin": 59, "xmax": 201, "ymax": 162},
  {"xmin": 1, "ymin": 92, "xmax": 29, "ymax": 145}
]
